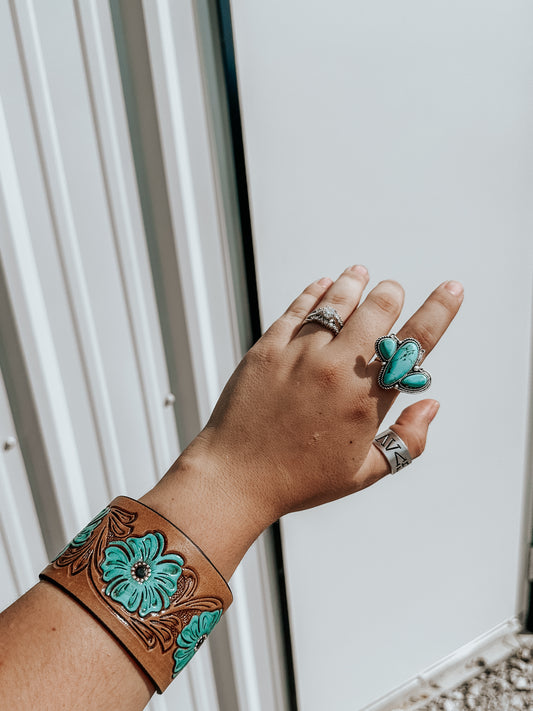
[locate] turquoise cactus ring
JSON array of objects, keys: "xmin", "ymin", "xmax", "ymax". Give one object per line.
[{"xmin": 375, "ymin": 334, "xmax": 431, "ymax": 393}]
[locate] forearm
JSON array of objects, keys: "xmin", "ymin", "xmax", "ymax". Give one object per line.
[
  {"xmin": 0, "ymin": 451, "xmax": 263, "ymax": 711},
  {"xmin": 0, "ymin": 581, "xmax": 154, "ymax": 710}
]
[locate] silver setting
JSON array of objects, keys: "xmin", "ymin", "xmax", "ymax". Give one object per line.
[
  {"xmin": 373, "ymin": 428, "xmax": 412, "ymax": 474},
  {"xmin": 131, "ymin": 560, "xmax": 152, "ymax": 583},
  {"xmin": 304, "ymin": 305, "xmax": 344, "ymax": 336},
  {"xmin": 374, "ymin": 334, "xmax": 431, "ymax": 393}
]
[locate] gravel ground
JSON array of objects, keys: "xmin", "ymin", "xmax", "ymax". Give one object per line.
[{"xmin": 417, "ymin": 641, "xmax": 533, "ymax": 711}]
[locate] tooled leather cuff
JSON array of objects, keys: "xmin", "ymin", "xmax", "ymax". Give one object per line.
[{"xmin": 40, "ymin": 496, "xmax": 233, "ymax": 693}]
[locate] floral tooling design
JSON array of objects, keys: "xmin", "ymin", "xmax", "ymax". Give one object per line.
[
  {"xmin": 50, "ymin": 502, "xmax": 226, "ymax": 673},
  {"xmin": 71, "ymin": 507, "xmax": 110, "ymax": 547},
  {"xmin": 172, "ymin": 609, "xmax": 222, "ymax": 676},
  {"xmin": 101, "ymin": 533, "xmax": 184, "ymax": 617},
  {"xmin": 53, "ymin": 507, "xmax": 110, "ymax": 560}
]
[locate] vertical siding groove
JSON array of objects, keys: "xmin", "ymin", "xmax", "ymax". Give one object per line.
[{"xmin": 10, "ymin": 0, "xmax": 127, "ymax": 500}]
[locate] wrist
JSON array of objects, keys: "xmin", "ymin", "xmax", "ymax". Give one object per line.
[{"xmin": 139, "ymin": 443, "xmax": 271, "ymax": 580}]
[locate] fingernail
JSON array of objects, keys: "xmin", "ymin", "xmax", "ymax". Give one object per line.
[
  {"xmin": 349, "ymin": 264, "xmax": 368, "ymax": 276},
  {"xmin": 425, "ymin": 400, "xmax": 440, "ymax": 423},
  {"xmin": 318, "ymin": 277, "xmax": 333, "ymax": 287},
  {"xmin": 444, "ymin": 280, "xmax": 464, "ymax": 297}
]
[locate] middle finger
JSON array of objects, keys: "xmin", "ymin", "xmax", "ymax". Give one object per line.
[{"xmin": 334, "ymin": 279, "xmax": 405, "ymax": 357}]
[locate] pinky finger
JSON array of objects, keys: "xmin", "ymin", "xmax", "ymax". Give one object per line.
[{"xmin": 356, "ymin": 399, "xmax": 440, "ymax": 489}]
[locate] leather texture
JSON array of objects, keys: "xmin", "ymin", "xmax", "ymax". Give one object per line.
[{"xmin": 40, "ymin": 496, "xmax": 232, "ymax": 693}]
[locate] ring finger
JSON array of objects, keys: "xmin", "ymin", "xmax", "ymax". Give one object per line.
[{"xmin": 296, "ymin": 264, "xmax": 369, "ymax": 343}]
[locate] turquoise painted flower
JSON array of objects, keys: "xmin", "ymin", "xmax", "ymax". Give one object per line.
[
  {"xmin": 72, "ymin": 507, "xmax": 110, "ymax": 547},
  {"xmin": 172, "ymin": 609, "xmax": 222, "ymax": 676},
  {"xmin": 54, "ymin": 507, "xmax": 110, "ymax": 560},
  {"xmin": 101, "ymin": 533, "xmax": 183, "ymax": 617}
]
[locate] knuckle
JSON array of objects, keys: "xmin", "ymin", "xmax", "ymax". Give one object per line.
[
  {"xmin": 245, "ymin": 341, "xmax": 278, "ymax": 368},
  {"xmin": 432, "ymin": 288, "xmax": 458, "ymax": 313},
  {"xmin": 350, "ymin": 394, "xmax": 368, "ymax": 419},
  {"xmin": 342, "ymin": 269, "xmax": 367, "ymax": 285},
  {"xmin": 313, "ymin": 355, "xmax": 345, "ymax": 387},
  {"xmin": 303, "ymin": 282, "xmax": 325, "ymax": 297},
  {"xmin": 410, "ymin": 322, "xmax": 434, "ymax": 350},
  {"xmin": 317, "ymin": 364, "xmax": 341, "ymax": 387},
  {"xmin": 325, "ymin": 292, "xmax": 349, "ymax": 310},
  {"xmin": 287, "ymin": 301, "xmax": 313, "ymax": 322},
  {"xmin": 371, "ymin": 282, "xmax": 403, "ymax": 315},
  {"xmin": 381, "ymin": 279, "xmax": 404, "ymax": 294},
  {"xmin": 410, "ymin": 430, "xmax": 427, "ymax": 458}
]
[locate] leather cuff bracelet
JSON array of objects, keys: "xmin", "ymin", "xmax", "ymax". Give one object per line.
[{"xmin": 40, "ymin": 496, "xmax": 232, "ymax": 693}]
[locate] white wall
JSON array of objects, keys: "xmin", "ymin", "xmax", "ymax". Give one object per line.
[{"xmin": 230, "ymin": 1, "xmax": 533, "ymax": 708}]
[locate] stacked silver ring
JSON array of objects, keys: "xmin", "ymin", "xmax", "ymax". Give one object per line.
[{"xmin": 304, "ymin": 305, "xmax": 344, "ymax": 336}]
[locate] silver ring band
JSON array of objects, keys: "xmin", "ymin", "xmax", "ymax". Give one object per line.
[
  {"xmin": 304, "ymin": 306, "xmax": 344, "ymax": 336},
  {"xmin": 373, "ymin": 428, "xmax": 412, "ymax": 474}
]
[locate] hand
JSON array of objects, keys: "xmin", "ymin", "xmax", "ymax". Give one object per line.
[
  {"xmin": 143, "ymin": 267, "xmax": 463, "ymax": 577},
  {"xmin": 0, "ymin": 268, "xmax": 463, "ymax": 711}
]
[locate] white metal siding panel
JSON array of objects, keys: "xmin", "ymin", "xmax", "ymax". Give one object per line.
[
  {"xmin": 0, "ymin": 368, "xmax": 47, "ymax": 610},
  {"xmin": 0, "ymin": 2, "xmax": 222, "ymax": 709},
  {"xmin": 13, "ymin": 0, "xmax": 155, "ymax": 501},
  {"xmin": 0, "ymin": 538, "xmax": 20, "ymax": 614}
]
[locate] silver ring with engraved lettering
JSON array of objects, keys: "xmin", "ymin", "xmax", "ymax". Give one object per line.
[{"xmin": 373, "ymin": 428, "xmax": 412, "ymax": 474}]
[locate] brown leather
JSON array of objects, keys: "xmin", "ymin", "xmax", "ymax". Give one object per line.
[{"xmin": 40, "ymin": 496, "xmax": 232, "ymax": 693}]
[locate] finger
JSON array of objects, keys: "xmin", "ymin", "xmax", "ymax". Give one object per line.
[
  {"xmin": 361, "ymin": 279, "xmax": 464, "ymax": 412},
  {"xmin": 339, "ymin": 279, "xmax": 405, "ymax": 357},
  {"xmin": 395, "ymin": 280, "xmax": 464, "ymax": 360},
  {"xmin": 296, "ymin": 265, "xmax": 370, "ymax": 343},
  {"xmin": 264, "ymin": 277, "xmax": 333, "ymax": 344},
  {"xmin": 356, "ymin": 399, "xmax": 440, "ymax": 489}
]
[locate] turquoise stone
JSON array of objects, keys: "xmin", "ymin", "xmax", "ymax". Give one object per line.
[
  {"xmin": 377, "ymin": 337, "xmax": 397, "ymax": 361},
  {"xmin": 382, "ymin": 341, "xmax": 419, "ymax": 386},
  {"xmin": 400, "ymin": 372, "xmax": 428, "ymax": 390}
]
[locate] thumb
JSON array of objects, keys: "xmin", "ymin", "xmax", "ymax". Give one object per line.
[{"xmin": 357, "ymin": 399, "xmax": 440, "ymax": 487}]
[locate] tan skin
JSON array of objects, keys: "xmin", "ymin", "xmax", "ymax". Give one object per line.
[{"xmin": 0, "ymin": 267, "xmax": 463, "ymax": 710}]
